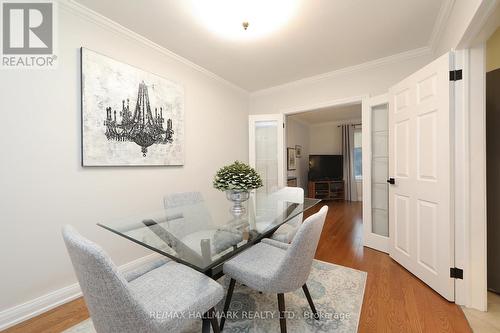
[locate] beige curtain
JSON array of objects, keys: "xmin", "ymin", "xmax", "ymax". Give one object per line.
[{"xmin": 342, "ymin": 125, "xmax": 358, "ymax": 201}]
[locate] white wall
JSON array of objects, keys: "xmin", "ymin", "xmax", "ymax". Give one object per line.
[
  {"xmin": 285, "ymin": 117, "xmax": 309, "ymax": 193},
  {"xmin": 249, "ymin": 52, "xmax": 433, "ymax": 115},
  {"xmin": 248, "ymin": 52, "xmax": 435, "ymax": 208},
  {"xmin": 0, "ymin": 1, "xmax": 248, "ymax": 319},
  {"xmin": 309, "ymin": 122, "xmax": 343, "ymax": 155},
  {"xmin": 249, "ymin": 56, "xmax": 428, "ymax": 204}
]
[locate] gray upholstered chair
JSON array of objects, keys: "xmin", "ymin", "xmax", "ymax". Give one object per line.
[
  {"xmin": 255, "ymin": 187, "xmax": 304, "ymax": 243},
  {"xmin": 122, "ymin": 257, "xmax": 170, "ymax": 282},
  {"xmin": 163, "ymin": 191, "xmax": 205, "ymax": 210},
  {"xmin": 220, "ymin": 206, "xmax": 328, "ymax": 333},
  {"xmin": 161, "ymin": 192, "xmax": 217, "ymax": 265},
  {"xmin": 62, "ymin": 225, "xmax": 223, "ymax": 333}
]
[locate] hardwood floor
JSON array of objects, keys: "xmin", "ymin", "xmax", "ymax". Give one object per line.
[
  {"xmin": 3, "ymin": 200, "xmax": 471, "ymax": 333},
  {"xmin": 3, "ymin": 298, "xmax": 89, "ymax": 333},
  {"xmin": 309, "ymin": 201, "xmax": 471, "ymax": 333}
]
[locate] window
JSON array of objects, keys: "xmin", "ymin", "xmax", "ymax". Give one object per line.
[{"xmin": 353, "ymin": 129, "xmax": 362, "ymax": 180}]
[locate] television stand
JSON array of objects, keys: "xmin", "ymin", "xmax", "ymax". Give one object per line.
[{"xmin": 308, "ymin": 180, "xmax": 344, "ymax": 201}]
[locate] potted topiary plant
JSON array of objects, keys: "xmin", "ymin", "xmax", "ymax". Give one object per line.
[{"xmin": 213, "ymin": 161, "xmax": 263, "ymax": 217}]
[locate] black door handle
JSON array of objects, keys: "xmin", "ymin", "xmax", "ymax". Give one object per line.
[{"xmin": 387, "ymin": 178, "xmax": 395, "ymax": 185}]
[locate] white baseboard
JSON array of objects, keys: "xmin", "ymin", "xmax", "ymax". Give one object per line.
[{"xmin": 0, "ymin": 253, "xmax": 163, "ymax": 331}]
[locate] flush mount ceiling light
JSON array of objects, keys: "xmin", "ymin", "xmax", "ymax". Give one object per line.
[{"xmin": 190, "ymin": 0, "xmax": 301, "ymax": 40}]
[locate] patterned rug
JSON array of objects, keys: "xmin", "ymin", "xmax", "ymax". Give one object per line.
[{"xmin": 64, "ymin": 260, "xmax": 366, "ymax": 333}]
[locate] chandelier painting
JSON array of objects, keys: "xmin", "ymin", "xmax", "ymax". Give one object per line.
[
  {"xmin": 81, "ymin": 48, "xmax": 184, "ymax": 166},
  {"xmin": 104, "ymin": 81, "xmax": 174, "ymax": 157}
]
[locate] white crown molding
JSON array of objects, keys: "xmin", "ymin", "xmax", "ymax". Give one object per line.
[
  {"xmin": 428, "ymin": 0, "xmax": 456, "ymax": 55},
  {"xmin": 457, "ymin": 0, "xmax": 500, "ymax": 49},
  {"xmin": 0, "ymin": 253, "xmax": 163, "ymax": 331},
  {"xmin": 251, "ymin": 46, "xmax": 432, "ymax": 97},
  {"xmin": 58, "ymin": 0, "xmax": 454, "ymax": 97},
  {"xmin": 280, "ymin": 95, "xmax": 366, "ymax": 115},
  {"xmin": 58, "ymin": 0, "xmax": 248, "ymax": 95}
]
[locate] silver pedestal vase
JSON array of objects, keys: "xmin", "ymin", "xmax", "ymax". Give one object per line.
[{"xmin": 226, "ymin": 190, "xmax": 250, "ymax": 217}]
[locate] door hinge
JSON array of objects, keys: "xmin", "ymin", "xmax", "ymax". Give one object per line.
[
  {"xmin": 450, "ymin": 267, "xmax": 463, "ymax": 279},
  {"xmin": 283, "ymin": 123, "xmax": 285, "ymax": 128},
  {"xmin": 450, "ymin": 70, "xmax": 463, "ymax": 81}
]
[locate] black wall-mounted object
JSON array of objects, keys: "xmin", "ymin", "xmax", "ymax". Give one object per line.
[{"xmin": 308, "ymin": 155, "xmax": 343, "ymax": 181}]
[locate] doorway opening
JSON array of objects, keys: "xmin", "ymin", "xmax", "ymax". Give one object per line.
[
  {"xmin": 475, "ymin": 25, "xmax": 500, "ymax": 326},
  {"xmin": 284, "ymin": 102, "xmax": 366, "ymax": 226}
]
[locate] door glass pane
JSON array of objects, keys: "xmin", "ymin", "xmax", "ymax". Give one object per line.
[
  {"xmin": 372, "ymin": 132, "xmax": 388, "ymax": 157},
  {"xmin": 371, "ymin": 104, "xmax": 389, "ymax": 237},
  {"xmin": 372, "ymin": 208, "xmax": 389, "ymax": 237},
  {"xmin": 255, "ymin": 120, "xmax": 279, "ymax": 194},
  {"xmin": 372, "ymin": 157, "xmax": 388, "ymax": 183},
  {"xmin": 354, "ymin": 130, "xmax": 362, "ymax": 180}
]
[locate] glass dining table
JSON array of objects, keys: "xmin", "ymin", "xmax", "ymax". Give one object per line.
[{"xmin": 98, "ymin": 192, "xmax": 321, "ymax": 279}]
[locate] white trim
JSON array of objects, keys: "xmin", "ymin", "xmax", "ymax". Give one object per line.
[
  {"xmin": 362, "ymin": 94, "xmax": 390, "ymax": 253},
  {"xmin": 56, "ymin": 0, "xmax": 459, "ymax": 98},
  {"xmin": 251, "ymin": 48, "xmax": 432, "ymax": 97},
  {"xmin": 463, "ymin": 45, "xmax": 488, "ymax": 311},
  {"xmin": 452, "ymin": 0, "xmax": 498, "ymax": 311},
  {"xmin": 0, "ymin": 284, "xmax": 81, "ymax": 332},
  {"xmin": 457, "ymin": 0, "xmax": 499, "ymax": 49},
  {"xmin": 279, "ymin": 94, "xmax": 370, "ymax": 204},
  {"xmin": 0, "ymin": 253, "xmax": 164, "ymax": 331},
  {"xmin": 58, "ymin": 0, "xmax": 247, "ymax": 95},
  {"xmin": 428, "ymin": 0, "xmax": 456, "ymax": 54},
  {"xmin": 453, "ymin": 49, "xmax": 469, "ymax": 307},
  {"xmin": 366, "ymin": 94, "xmax": 389, "ymax": 108},
  {"xmin": 280, "ymin": 95, "xmax": 366, "ymax": 116}
]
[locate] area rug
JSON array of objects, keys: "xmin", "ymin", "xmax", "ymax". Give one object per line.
[{"xmin": 64, "ymin": 260, "xmax": 366, "ymax": 333}]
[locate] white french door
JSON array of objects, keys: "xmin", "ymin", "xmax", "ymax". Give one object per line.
[
  {"xmin": 248, "ymin": 114, "xmax": 285, "ymax": 194},
  {"xmin": 363, "ymin": 94, "xmax": 390, "ymax": 253},
  {"xmin": 388, "ymin": 52, "xmax": 455, "ymax": 301}
]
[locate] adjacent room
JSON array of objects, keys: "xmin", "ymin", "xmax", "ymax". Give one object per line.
[
  {"xmin": 285, "ymin": 104, "xmax": 366, "ymax": 241},
  {"xmin": 1, "ymin": 0, "xmax": 499, "ymax": 332}
]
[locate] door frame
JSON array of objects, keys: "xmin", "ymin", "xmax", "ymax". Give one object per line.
[
  {"xmin": 362, "ymin": 94, "xmax": 390, "ymax": 253},
  {"xmin": 453, "ymin": 0, "xmax": 499, "ymax": 311},
  {"xmin": 279, "ymin": 95, "xmax": 378, "ymax": 240},
  {"xmin": 280, "ymin": 95, "xmax": 368, "ymax": 188},
  {"xmin": 453, "ymin": 45, "xmax": 488, "ymax": 311}
]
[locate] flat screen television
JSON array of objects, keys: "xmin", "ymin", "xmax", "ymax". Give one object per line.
[{"xmin": 308, "ymin": 155, "xmax": 343, "ymax": 181}]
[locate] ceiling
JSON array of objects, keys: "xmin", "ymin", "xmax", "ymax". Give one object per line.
[
  {"xmin": 289, "ymin": 104, "xmax": 362, "ymax": 125},
  {"xmin": 75, "ymin": 0, "xmax": 446, "ymax": 91}
]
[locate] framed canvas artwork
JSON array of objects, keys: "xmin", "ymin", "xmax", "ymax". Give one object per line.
[
  {"xmin": 295, "ymin": 145, "xmax": 302, "ymax": 158},
  {"xmin": 287, "ymin": 147, "xmax": 296, "ymax": 170},
  {"xmin": 81, "ymin": 48, "xmax": 184, "ymax": 166}
]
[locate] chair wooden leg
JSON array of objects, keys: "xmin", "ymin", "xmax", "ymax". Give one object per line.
[
  {"xmin": 220, "ymin": 278, "xmax": 236, "ymax": 331},
  {"xmin": 277, "ymin": 293, "xmax": 287, "ymax": 333},
  {"xmin": 302, "ymin": 284, "xmax": 319, "ymax": 320}
]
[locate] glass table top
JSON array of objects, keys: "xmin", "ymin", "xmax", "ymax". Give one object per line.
[{"xmin": 98, "ymin": 191, "xmax": 320, "ymax": 275}]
